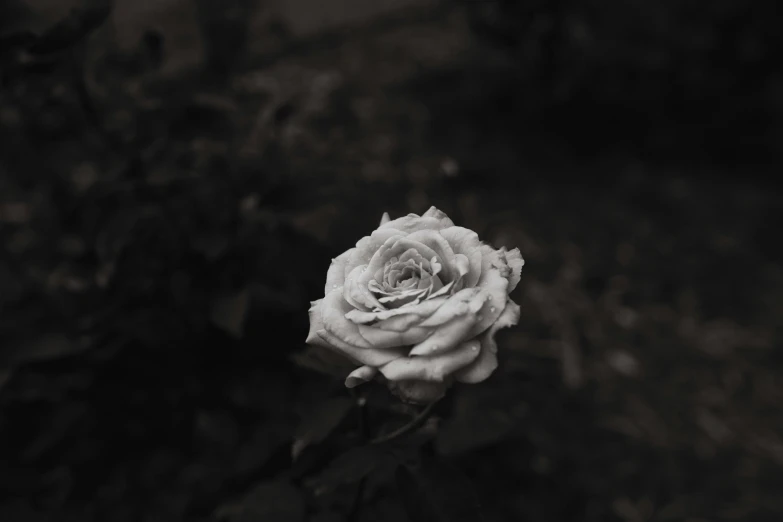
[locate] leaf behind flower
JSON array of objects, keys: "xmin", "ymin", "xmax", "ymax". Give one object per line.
[
  {"xmin": 215, "ymin": 480, "xmax": 305, "ymax": 522},
  {"xmin": 209, "ymin": 288, "xmax": 250, "ymax": 339},
  {"xmin": 304, "ymin": 445, "xmax": 389, "ymax": 497},
  {"xmin": 292, "ymin": 396, "xmax": 354, "ymax": 460},
  {"xmin": 291, "ymin": 344, "xmax": 356, "ymax": 378},
  {"xmin": 395, "ymin": 454, "xmax": 485, "ymax": 522},
  {"xmin": 435, "ymin": 409, "xmax": 515, "ymax": 456}
]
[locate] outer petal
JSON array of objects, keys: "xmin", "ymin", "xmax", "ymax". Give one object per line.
[
  {"xmin": 380, "ymin": 339, "xmax": 481, "ymax": 382},
  {"xmin": 345, "ymin": 365, "xmax": 378, "ymax": 388},
  {"xmin": 325, "ymin": 249, "xmax": 354, "ymax": 295},
  {"xmin": 321, "ymin": 289, "xmax": 372, "ymax": 349},
  {"xmin": 417, "ymin": 288, "xmax": 481, "ymax": 328},
  {"xmin": 356, "ymin": 323, "xmax": 432, "ymax": 349},
  {"xmin": 455, "ymin": 300, "xmax": 520, "ymax": 383},
  {"xmin": 439, "ymin": 226, "xmax": 483, "ymax": 288},
  {"xmin": 468, "ymin": 246, "xmax": 512, "ymax": 337},
  {"xmin": 379, "ymin": 206, "xmax": 453, "ymax": 234},
  {"xmin": 421, "ymin": 206, "xmax": 455, "ymax": 227},
  {"xmin": 345, "ymin": 297, "xmax": 447, "ymax": 329},
  {"xmin": 505, "ymin": 247, "xmax": 525, "ymax": 292},
  {"xmin": 306, "ymin": 298, "xmax": 406, "ymax": 366},
  {"xmin": 305, "ymin": 299, "xmax": 329, "ymax": 347},
  {"xmin": 317, "ymin": 330, "xmax": 407, "ymax": 366},
  {"xmin": 343, "ymin": 264, "xmax": 384, "ymax": 311},
  {"xmin": 408, "ymin": 316, "xmax": 477, "ymax": 356}
]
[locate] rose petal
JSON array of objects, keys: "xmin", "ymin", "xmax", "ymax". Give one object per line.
[
  {"xmin": 306, "ymin": 298, "xmax": 406, "ymax": 366},
  {"xmin": 305, "ymin": 299, "xmax": 329, "ymax": 347},
  {"xmin": 397, "ymin": 248, "xmax": 430, "ymax": 269},
  {"xmin": 356, "ymin": 323, "xmax": 432, "ymax": 349},
  {"xmin": 505, "ymin": 247, "xmax": 525, "ymax": 292},
  {"xmin": 417, "ymin": 288, "xmax": 481, "ymax": 328},
  {"xmin": 455, "ymin": 300, "xmax": 520, "ymax": 383},
  {"xmin": 427, "ymin": 273, "xmax": 445, "ymax": 294},
  {"xmin": 451, "ymin": 253, "xmax": 470, "ymax": 292},
  {"xmin": 438, "ymin": 226, "xmax": 483, "ymax": 287},
  {"xmin": 379, "ymin": 207, "xmax": 453, "ymax": 234},
  {"xmin": 344, "ymin": 265, "xmax": 384, "ymax": 311},
  {"xmin": 378, "ymin": 287, "xmax": 428, "ymax": 308},
  {"xmin": 317, "ymin": 329, "xmax": 407, "ymax": 366},
  {"xmin": 361, "ymin": 237, "xmax": 443, "ymax": 300},
  {"xmin": 486, "ymin": 245, "xmax": 511, "ymax": 279},
  {"xmin": 346, "ymin": 229, "xmax": 405, "ymax": 279},
  {"xmin": 385, "ymin": 238, "xmax": 441, "ymax": 272},
  {"xmin": 453, "ymin": 254, "xmax": 470, "ymax": 278},
  {"xmin": 345, "ymin": 365, "xmax": 377, "ymax": 388},
  {"xmin": 408, "ymin": 315, "xmax": 478, "ymax": 356},
  {"xmin": 421, "ymin": 206, "xmax": 456, "ymax": 228},
  {"xmin": 361, "ymin": 236, "xmax": 429, "ymax": 288},
  {"xmin": 404, "ymin": 230, "xmax": 457, "ymax": 282},
  {"xmin": 345, "ymin": 297, "xmax": 447, "ymax": 327},
  {"xmin": 372, "ymin": 302, "xmax": 445, "ymax": 331},
  {"xmin": 380, "ymin": 339, "xmax": 481, "ymax": 382},
  {"xmin": 381, "ymin": 215, "xmax": 445, "ymax": 233},
  {"xmin": 467, "ymin": 246, "xmax": 512, "ymax": 337},
  {"xmin": 426, "ymin": 280, "xmax": 455, "ymax": 300},
  {"xmin": 325, "ymin": 249, "xmax": 354, "ymax": 295},
  {"xmin": 321, "ymin": 289, "xmax": 372, "ymax": 349}
]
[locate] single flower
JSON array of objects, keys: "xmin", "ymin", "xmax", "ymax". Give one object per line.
[{"xmin": 306, "ymin": 207, "xmax": 523, "ymax": 403}]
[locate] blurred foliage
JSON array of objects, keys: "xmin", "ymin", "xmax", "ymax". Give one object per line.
[
  {"xmin": 1, "ymin": 1, "xmax": 783, "ymax": 522},
  {"xmin": 463, "ymin": 0, "xmax": 783, "ymax": 164}
]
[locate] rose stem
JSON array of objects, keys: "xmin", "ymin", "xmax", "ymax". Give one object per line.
[
  {"xmin": 348, "ymin": 390, "xmax": 369, "ymax": 521},
  {"xmin": 369, "ymin": 400, "xmax": 437, "ymax": 445}
]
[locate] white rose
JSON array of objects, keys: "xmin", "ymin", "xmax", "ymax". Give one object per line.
[{"xmin": 306, "ymin": 207, "xmax": 523, "ymax": 403}]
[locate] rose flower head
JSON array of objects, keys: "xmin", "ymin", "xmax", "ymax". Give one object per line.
[{"xmin": 306, "ymin": 207, "xmax": 523, "ymax": 404}]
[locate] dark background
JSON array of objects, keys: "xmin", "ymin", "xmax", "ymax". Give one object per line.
[{"xmin": 1, "ymin": 0, "xmax": 782, "ymax": 521}]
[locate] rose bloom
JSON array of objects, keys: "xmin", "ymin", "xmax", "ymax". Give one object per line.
[{"xmin": 306, "ymin": 207, "xmax": 523, "ymax": 403}]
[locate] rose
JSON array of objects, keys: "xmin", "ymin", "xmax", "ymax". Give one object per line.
[{"xmin": 306, "ymin": 207, "xmax": 523, "ymax": 403}]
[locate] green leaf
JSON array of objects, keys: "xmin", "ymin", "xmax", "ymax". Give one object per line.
[
  {"xmin": 435, "ymin": 409, "xmax": 514, "ymax": 456},
  {"xmin": 395, "ymin": 454, "xmax": 485, "ymax": 522},
  {"xmin": 216, "ymin": 480, "xmax": 305, "ymax": 522},
  {"xmin": 292, "ymin": 396, "xmax": 353, "ymax": 460},
  {"xmin": 210, "ymin": 288, "xmax": 250, "ymax": 339},
  {"xmin": 290, "ymin": 344, "xmax": 355, "ymax": 379},
  {"xmin": 305, "ymin": 445, "xmax": 388, "ymax": 497}
]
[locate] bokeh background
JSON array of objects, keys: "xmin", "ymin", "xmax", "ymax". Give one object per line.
[{"xmin": 1, "ymin": 0, "xmax": 782, "ymax": 521}]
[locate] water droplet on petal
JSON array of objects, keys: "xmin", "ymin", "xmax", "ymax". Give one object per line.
[
  {"xmin": 477, "ymin": 315, "xmax": 483, "ymax": 321},
  {"xmin": 490, "ymin": 307, "xmax": 496, "ymax": 313},
  {"xmin": 333, "ymin": 284, "xmax": 338, "ymax": 288},
  {"xmin": 432, "ymin": 345, "xmax": 438, "ymax": 352},
  {"xmin": 487, "ymin": 295, "xmax": 492, "ymax": 301},
  {"xmin": 471, "ymin": 345, "xmax": 479, "ymax": 351}
]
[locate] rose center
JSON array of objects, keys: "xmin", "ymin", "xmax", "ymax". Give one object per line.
[{"xmin": 367, "ymin": 250, "xmax": 453, "ymax": 310}]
